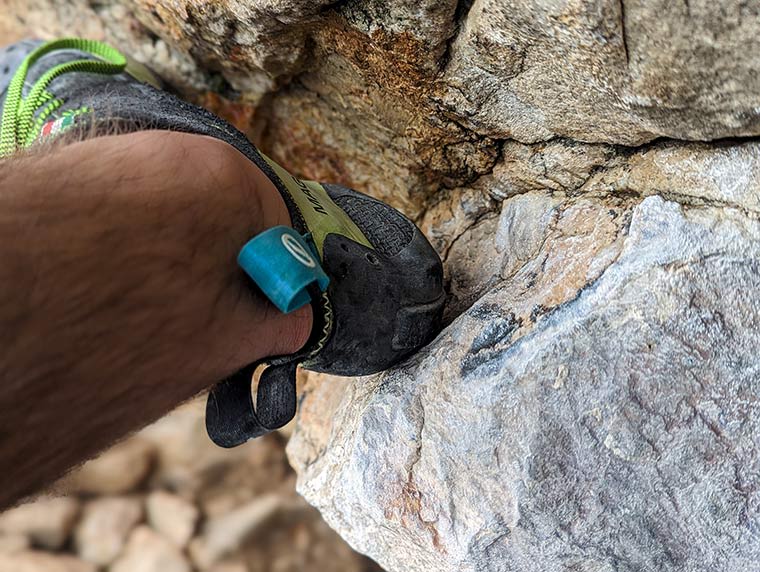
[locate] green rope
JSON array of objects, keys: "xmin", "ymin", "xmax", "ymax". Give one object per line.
[{"xmin": 0, "ymin": 38, "xmax": 126, "ymax": 157}]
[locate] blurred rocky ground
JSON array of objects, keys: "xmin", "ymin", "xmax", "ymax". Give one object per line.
[
  {"xmin": 2, "ymin": 1, "xmax": 760, "ymax": 571},
  {"xmin": 0, "ymin": 398, "xmax": 383, "ymax": 572}
]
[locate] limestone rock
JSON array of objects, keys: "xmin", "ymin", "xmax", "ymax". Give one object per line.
[
  {"xmin": 111, "ymin": 526, "xmax": 191, "ymax": 572},
  {"xmin": 74, "ymin": 496, "xmax": 142, "ymax": 566},
  {"xmin": 438, "ymin": 0, "xmax": 760, "ymax": 144},
  {"xmin": 146, "ymin": 491, "xmax": 198, "ymax": 548},
  {"xmin": 0, "ymin": 496, "xmax": 79, "ymax": 550},
  {"xmin": 1, "ymin": 0, "xmax": 207, "ymax": 92},
  {"xmin": 289, "ymin": 192, "xmax": 760, "ymax": 571},
  {"xmin": 0, "ymin": 551, "xmax": 96, "ymax": 572},
  {"xmin": 63, "ymin": 438, "xmax": 155, "ymax": 495},
  {"xmin": 128, "ymin": 0, "xmax": 338, "ymax": 97},
  {"xmin": 15, "ymin": 0, "xmax": 760, "ymax": 212}
]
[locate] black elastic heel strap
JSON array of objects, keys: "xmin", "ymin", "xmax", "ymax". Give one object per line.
[
  {"xmin": 205, "ymin": 285, "xmax": 329, "ymax": 447},
  {"xmin": 205, "ymin": 361, "xmax": 298, "ymax": 448}
]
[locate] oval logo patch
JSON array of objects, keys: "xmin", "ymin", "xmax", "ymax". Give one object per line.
[{"xmin": 281, "ymin": 234, "xmax": 316, "ymax": 268}]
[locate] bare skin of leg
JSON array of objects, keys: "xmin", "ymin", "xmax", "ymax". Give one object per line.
[{"xmin": 0, "ymin": 130, "xmax": 313, "ymax": 508}]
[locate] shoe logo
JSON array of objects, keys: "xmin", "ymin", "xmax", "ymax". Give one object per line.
[
  {"xmin": 282, "ymin": 234, "xmax": 317, "ymax": 268},
  {"xmin": 293, "ymin": 177, "xmax": 328, "ymax": 215}
]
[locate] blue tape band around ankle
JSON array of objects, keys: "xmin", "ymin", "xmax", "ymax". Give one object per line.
[{"xmin": 238, "ymin": 226, "xmax": 329, "ymax": 314}]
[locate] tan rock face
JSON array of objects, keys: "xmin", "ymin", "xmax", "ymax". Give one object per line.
[
  {"xmin": 208, "ymin": 562, "xmax": 248, "ymax": 572},
  {"xmin": 0, "ymin": 534, "xmax": 31, "ymax": 555},
  {"xmin": 0, "ymin": 551, "xmax": 96, "ymax": 572},
  {"xmin": 0, "ymin": 497, "xmax": 79, "ymax": 550},
  {"xmin": 62, "ymin": 438, "xmax": 155, "ymax": 496},
  {"xmin": 188, "ymin": 494, "xmax": 284, "ymax": 569},
  {"xmin": 9, "ymin": 0, "xmax": 760, "ymax": 211},
  {"xmin": 146, "ymin": 491, "xmax": 199, "ymax": 548},
  {"xmin": 74, "ymin": 496, "xmax": 143, "ymax": 565},
  {"xmin": 111, "ymin": 526, "xmax": 191, "ymax": 572},
  {"xmin": 129, "ymin": 0, "xmax": 336, "ymax": 96}
]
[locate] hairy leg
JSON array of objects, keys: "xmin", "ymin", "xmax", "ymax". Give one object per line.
[{"xmin": 0, "ymin": 130, "xmax": 312, "ymax": 507}]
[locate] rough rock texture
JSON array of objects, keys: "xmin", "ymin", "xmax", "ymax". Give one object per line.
[
  {"xmin": 3, "ymin": 1, "xmax": 760, "ymax": 571},
  {"xmin": 437, "ymin": 0, "xmax": 760, "ymax": 144},
  {"xmin": 11, "ymin": 0, "xmax": 760, "ymax": 210},
  {"xmin": 289, "ymin": 192, "xmax": 760, "ymax": 571}
]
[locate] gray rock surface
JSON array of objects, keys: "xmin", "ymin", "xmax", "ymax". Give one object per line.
[
  {"xmin": 439, "ymin": 0, "xmax": 760, "ymax": 144},
  {"xmin": 289, "ymin": 192, "xmax": 760, "ymax": 571}
]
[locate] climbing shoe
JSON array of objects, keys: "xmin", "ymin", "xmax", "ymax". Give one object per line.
[{"xmin": 0, "ymin": 38, "xmax": 445, "ymax": 446}]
